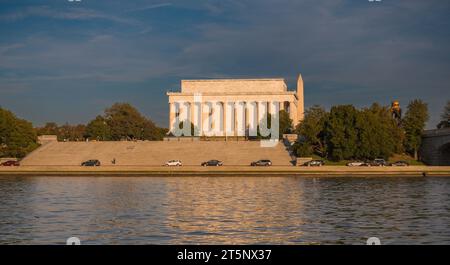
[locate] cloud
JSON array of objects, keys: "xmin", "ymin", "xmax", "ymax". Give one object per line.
[
  {"xmin": 0, "ymin": 43, "xmax": 25, "ymax": 54},
  {"xmin": 0, "ymin": 82, "xmax": 30, "ymax": 94},
  {"xmin": 0, "ymin": 5, "xmax": 135, "ymax": 24},
  {"xmin": 127, "ymin": 2, "xmax": 173, "ymax": 12},
  {"xmin": 0, "ymin": 0, "xmax": 449, "ymax": 127},
  {"xmin": 0, "ymin": 33, "xmax": 185, "ymax": 83}
]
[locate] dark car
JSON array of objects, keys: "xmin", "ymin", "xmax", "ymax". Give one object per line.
[
  {"xmin": 303, "ymin": 160, "xmax": 324, "ymax": 167},
  {"xmin": 201, "ymin": 160, "xmax": 223, "ymax": 166},
  {"xmin": 390, "ymin": 161, "xmax": 410, "ymax": 167},
  {"xmin": 251, "ymin": 159, "xmax": 272, "ymax": 166},
  {"xmin": 81, "ymin": 159, "xmax": 101, "ymax": 166},
  {"xmin": 369, "ymin": 158, "xmax": 387, "ymax": 167},
  {"xmin": 1, "ymin": 160, "xmax": 20, "ymax": 166}
]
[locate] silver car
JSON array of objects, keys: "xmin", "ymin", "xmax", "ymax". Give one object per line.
[
  {"xmin": 346, "ymin": 161, "xmax": 365, "ymax": 167},
  {"xmin": 165, "ymin": 160, "xmax": 182, "ymax": 166}
]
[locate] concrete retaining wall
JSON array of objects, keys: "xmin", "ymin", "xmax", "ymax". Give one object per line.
[{"xmin": 420, "ymin": 128, "xmax": 450, "ymax": 166}]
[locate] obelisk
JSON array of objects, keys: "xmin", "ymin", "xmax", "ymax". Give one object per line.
[{"xmin": 297, "ymin": 74, "xmax": 305, "ymax": 121}]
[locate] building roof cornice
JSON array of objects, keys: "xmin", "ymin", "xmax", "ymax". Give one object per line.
[
  {"xmin": 166, "ymin": 91, "xmax": 296, "ymax": 96},
  {"xmin": 181, "ymin": 78, "xmax": 285, "ymax": 82}
]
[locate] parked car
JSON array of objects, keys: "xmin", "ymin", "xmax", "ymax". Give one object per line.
[
  {"xmin": 251, "ymin": 159, "xmax": 272, "ymax": 166},
  {"xmin": 201, "ymin": 160, "xmax": 223, "ymax": 166},
  {"xmin": 390, "ymin": 161, "xmax": 410, "ymax": 167},
  {"xmin": 1, "ymin": 160, "xmax": 20, "ymax": 166},
  {"xmin": 346, "ymin": 161, "xmax": 365, "ymax": 167},
  {"xmin": 303, "ymin": 160, "xmax": 325, "ymax": 167},
  {"xmin": 165, "ymin": 160, "xmax": 182, "ymax": 166},
  {"xmin": 81, "ymin": 159, "xmax": 101, "ymax": 166},
  {"xmin": 369, "ymin": 158, "xmax": 388, "ymax": 167},
  {"xmin": 360, "ymin": 161, "xmax": 372, "ymax": 167}
]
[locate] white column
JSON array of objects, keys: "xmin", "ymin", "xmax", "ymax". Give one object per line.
[
  {"xmin": 175, "ymin": 102, "xmax": 181, "ymax": 125},
  {"xmin": 178, "ymin": 101, "xmax": 188, "ymax": 123},
  {"xmin": 188, "ymin": 102, "xmax": 193, "ymax": 135},
  {"xmin": 201, "ymin": 102, "xmax": 207, "ymax": 136},
  {"xmin": 192, "ymin": 101, "xmax": 201, "ymax": 136},
  {"xmin": 270, "ymin": 101, "xmax": 280, "ymax": 140},
  {"xmin": 258, "ymin": 101, "xmax": 268, "ymax": 127},
  {"xmin": 181, "ymin": 101, "xmax": 191, "ymax": 136},
  {"xmin": 247, "ymin": 101, "xmax": 257, "ymax": 137},
  {"xmin": 233, "ymin": 102, "xmax": 238, "ymax": 136},
  {"xmin": 202, "ymin": 101, "xmax": 213, "ymax": 136},
  {"xmin": 235, "ymin": 101, "xmax": 246, "ymax": 136},
  {"xmin": 169, "ymin": 102, "xmax": 176, "ymax": 133},
  {"xmin": 212, "ymin": 101, "xmax": 223, "ymax": 136},
  {"xmin": 225, "ymin": 102, "xmax": 234, "ymax": 136},
  {"xmin": 223, "ymin": 102, "xmax": 226, "ymax": 137}
]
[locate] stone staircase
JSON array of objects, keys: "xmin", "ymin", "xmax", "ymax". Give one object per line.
[{"xmin": 20, "ymin": 141, "xmax": 294, "ymax": 166}]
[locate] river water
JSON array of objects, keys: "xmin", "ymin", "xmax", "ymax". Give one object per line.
[{"xmin": 0, "ymin": 176, "xmax": 449, "ymax": 244}]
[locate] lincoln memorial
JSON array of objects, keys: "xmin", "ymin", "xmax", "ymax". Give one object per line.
[{"xmin": 167, "ymin": 74, "xmax": 305, "ymax": 137}]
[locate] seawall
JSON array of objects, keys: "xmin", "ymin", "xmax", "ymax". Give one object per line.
[{"xmin": 1, "ymin": 165, "xmax": 450, "ymax": 177}]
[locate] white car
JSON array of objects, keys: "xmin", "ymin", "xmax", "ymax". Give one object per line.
[
  {"xmin": 165, "ymin": 160, "xmax": 182, "ymax": 166},
  {"xmin": 346, "ymin": 161, "xmax": 365, "ymax": 167}
]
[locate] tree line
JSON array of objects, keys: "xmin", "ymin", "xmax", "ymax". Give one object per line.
[
  {"xmin": 0, "ymin": 103, "xmax": 167, "ymax": 158},
  {"xmin": 1, "ymin": 100, "xmax": 449, "ymax": 159},
  {"xmin": 36, "ymin": 103, "xmax": 168, "ymax": 142},
  {"xmin": 293, "ymin": 99, "xmax": 434, "ymax": 161},
  {"xmin": 0, "ymin": 108, "xmax": 39, "ymax": 158}
]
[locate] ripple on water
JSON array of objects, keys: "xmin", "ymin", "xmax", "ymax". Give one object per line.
[{"xmin": 0, "ymin": 176, "xmax": 449, "ymax": 244}]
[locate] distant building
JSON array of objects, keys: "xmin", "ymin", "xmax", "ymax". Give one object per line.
[{"xmin": 166, "ymin": 74, "xmax": 305, "ymax": 136}]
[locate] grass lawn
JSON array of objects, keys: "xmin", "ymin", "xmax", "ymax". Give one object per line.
[{"xmin": 388, "ymin": 154, "xmax": 424, "ymax": 165}]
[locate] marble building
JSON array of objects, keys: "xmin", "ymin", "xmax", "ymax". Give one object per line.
[{"xmin": 166, "ymin": 74, "xmax": 305, "ymax": 137}]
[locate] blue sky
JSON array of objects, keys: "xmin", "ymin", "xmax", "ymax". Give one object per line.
[{"xmin": 0, "ymin": 0, "xmax": 449, "ymax": 128}]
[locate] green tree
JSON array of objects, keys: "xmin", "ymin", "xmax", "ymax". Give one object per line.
[
  {"xmin": 437, "ymin": 100, "xmax": 450, "ymax": 129},
  {"xmin": 141, "ymin": 118, "xmax": 166, "ymax": 140},
  {"xmin": 324, "ymin": 105, "xmax": 359, "ymax": 161},
  {"xmin": 85, "ymin": 103, "xmax": 166, "ymax": 141},
  {"xmin": 355, "ymin": 103, "xmax": 402, "ymax": 160},
  {"xmin": 0, "ymin": 107, "xmax": 38, "ymax": 158},
  {"xmin": 402, "ymin": 99, "xmax": 429, "ymax": 159},
  {"xmin": 292, "ymin": 141, "xmax": 313, "ymax": 157},
  {"xmin": 58, "ymin": 123, "xmax": 86, "ymax": 141},
  {"xmin": 294, "ymin": 105, "xmax": 328, "ymax": 157},
  {"xmin": 36, "ymin": 122, "xmax": 59, "ymax": 136},
  {"xmin": 157, "ymin": 127, "xmax": 169, "ymax": 137},
  {"xmin": 256, "ymin": 110, "xmax": 293, "ymax": 139},
  {"xmin": 279, "ymin": 110, "xmax": 293, "ymax": 135},
  {"xmin": 85, "ymin": 115, "xmax": 111, "ymax": 141},
  {"xmin": 103, "ymin": 103, "xmax": 163, "ymax": 140},
  {"xmin": 291, "ymin": 103, "xmax": 405, "ymax": 161}
]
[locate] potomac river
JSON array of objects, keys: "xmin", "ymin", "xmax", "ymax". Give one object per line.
[{"xmin": 0, "ymin": 176, "xmax": 449, "ymax": 244}]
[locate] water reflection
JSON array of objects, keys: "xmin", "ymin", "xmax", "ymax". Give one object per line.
[
  {"xmin": 0, "ymin": 176, "xmax": 449, "ymax": 244},
  {"xmin": 164, "ymin": 177, "xmax": 306, "ymax": 244}
]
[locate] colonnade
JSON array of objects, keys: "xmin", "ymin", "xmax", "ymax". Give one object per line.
[{"xmin": 169, "ymin": 100, "xmax": 297, "ymax": 137}]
